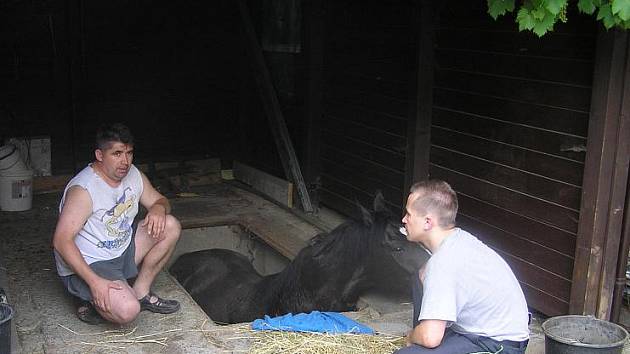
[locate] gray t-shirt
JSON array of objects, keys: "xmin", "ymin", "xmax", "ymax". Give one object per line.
[{"xmin": 419, "ymin": 228, "xmax": 529, "ymax": 342}]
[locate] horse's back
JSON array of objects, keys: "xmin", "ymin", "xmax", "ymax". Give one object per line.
[{"xmin": 169, "ymin": 249, "xmax": 264, "ymax": 323}]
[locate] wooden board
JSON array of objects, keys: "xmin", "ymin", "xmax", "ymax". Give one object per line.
[
  {"xmin": 171, "ymin": 183, "xmax": 321, "ymax": 259},
  {"xmin": 32, "ymin": 174, "xmax": 72, "ymax": 194},
  {"xmin": 233, "ymin": 161, "xmax": 294, "ymax": 208}
]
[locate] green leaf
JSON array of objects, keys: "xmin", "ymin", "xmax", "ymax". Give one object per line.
[
  {"xmin": 488, "ymin": 0, "xmax": 516, "ymax": 19},
  {"xmin": 517, "ymin": 8, "xmax": 537, "ymax": 30},
  {"xmin": 532, "ymin": 7, "xmax": 548, "ymax": 19},
  {"xmin": 532, "ymin": 11, "xmax": 557, "ymax": 36},
  {"xmin": 612, "ymin": 0, "xmax": 630, "ymax": 21},
  {"xmin": 545, "ymin": 0, "xmax": 567, "ymax": 14},
  {"xmin": 597, "ymin": 4, "xmax": 617, "ymax": 28},
  {"xmin": 522, "ymin": 0, "xmax": 539, "ymax": 10},
  {"xmin": 578, "ymin": 0, "xmax": 596, "ymax": 14},
  {"xmin": 489, "ymin": 0, "xmax": 629, "ymax": 34},
  {"xmin": 615, "ymin": 14, "xmax": 624, "ymax": 24}
]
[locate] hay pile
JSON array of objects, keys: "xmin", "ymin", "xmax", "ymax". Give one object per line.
[
  {"xmin": 58, "ymin": 324, "xmax": 183, "ymax": 349},
  {"xmin": 205, "ymin": 323, "xmax": 406, "ymax": 354},
  {"xmin": 59, "ymin": 319, "xmax": 406, "ymax": 353}
]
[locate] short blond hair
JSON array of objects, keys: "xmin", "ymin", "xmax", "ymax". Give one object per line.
[{"xmin": 409, "ymin": 180, "xmax": 458, "ymax": 228}]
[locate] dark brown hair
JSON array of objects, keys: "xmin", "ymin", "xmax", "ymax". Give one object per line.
[{"xmin": 95, "ymin": 123, "xmax": 134, "ymax": 150}]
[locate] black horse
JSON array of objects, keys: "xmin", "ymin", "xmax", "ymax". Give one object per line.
[{"xmin": 170, "ymin": 193, "xmax": 428, "ymax": 324}]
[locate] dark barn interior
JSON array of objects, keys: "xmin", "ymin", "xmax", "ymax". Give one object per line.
[{"xmin": 1, "ymin": 0, "xmax": 630, "ymax": 352}]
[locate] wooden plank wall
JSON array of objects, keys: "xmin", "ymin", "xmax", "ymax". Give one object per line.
[
  {"xmin": 0, "ymin": 2, "xmax": 74, "ymax": 172},
  {"xmin": 77, "ymin": 1, "xmax": 242, "ymax": 166},
  {"xmin": 1, "ymin": 1, "xmax": 242, "ymax": 173},
  {"xmin": 320, "ymin": 0, "xmax": 414, "ymax": 217},
  {"xmin": 431, "ymin": 2, "xmax": 596, "ymax": 315}
]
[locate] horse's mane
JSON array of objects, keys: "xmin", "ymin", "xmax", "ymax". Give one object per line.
[{"xmin": 266, "ymin": 206, "xmax": 391, "ymax": 293}]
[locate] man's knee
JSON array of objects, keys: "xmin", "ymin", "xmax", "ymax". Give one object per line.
[
  {"xmin": 165, "ymin": 215, "xmax": 181, "ymax": 240},
  {"xmin": 108, "ymin": 286, "xmax": 141, "ymax": 324},
  {"xmin": 97, "ymin": 284, "xmax": 141, "ymax": 324},
  {"xmin": 115, "ymin": 298, "xmax": 141, "ymax": 324}
]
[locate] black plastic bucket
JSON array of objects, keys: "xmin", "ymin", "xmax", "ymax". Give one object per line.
[
  {"xmin": 542, "ymin": 315, "xmax": 628, "ymax": 354},
  {"xmin": 0, "ymin": 303, "xmax": 13, "ymax": 354}
]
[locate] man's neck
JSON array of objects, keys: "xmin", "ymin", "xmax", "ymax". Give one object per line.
[
  {"xmin": 91, "ymin": 162, "xmax": 122, "ymax": 188},
  {"xmin": 426, "ymin": 227, "xmax": 456, "ymax": 253}
]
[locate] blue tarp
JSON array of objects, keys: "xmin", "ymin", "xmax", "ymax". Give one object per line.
[{"xmin": 251, "ymin": 311, "xmax": 374, "ymax": 334}]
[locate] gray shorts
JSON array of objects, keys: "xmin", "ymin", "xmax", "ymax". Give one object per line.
[{"xmin": 60, "ymin": 239, "xmax": 138, "ymax": 301}]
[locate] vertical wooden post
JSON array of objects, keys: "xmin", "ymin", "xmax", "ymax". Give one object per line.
[
  {"xmin": 404, "ymin": 0, "xmax": 435, "ymax": 197},
  {"xmin": 301, "ymin": 0, "xmax": 324, "ymax": 209},
  {"xmin": 238, "ymin": 25, "xmax": 254, "ymax": 164},
  {"xmin": 612, "ymin": 175, "xmax": 630, "ymax": 322},
  {"xmin": 65, "ymin": 0, "xmax": 81, "ymax": 173},
  {"xmin": 570, "ymin": 29, "xmax": 630, "ymax": 320},
  {"xmin": 599, "ymin": 33, "xmax": 630, "ymax": 319}
]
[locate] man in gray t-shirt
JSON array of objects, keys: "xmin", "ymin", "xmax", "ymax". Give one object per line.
[{"xmin": 394, "ymin": 180, "xmax": 529, "ymax": 354}]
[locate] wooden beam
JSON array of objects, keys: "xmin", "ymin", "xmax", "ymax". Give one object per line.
[
  {"xmin": 33, "ymin": 174, "xmax": 72, "ymax": 194},
  {"xmin": 65, "ymin": 0, "xmax": 82, "ymax": 173},
  {"xmin": 612, "ymin": 174, "xmax": 630, "ymax": 322},
  {"xmin": 404, "ymin": 0, "xmax": 436, "ymax": 196},
  {"xmin": 570, "ymin": 29, "xmax": 630, "ymax": 320},
  {"xmin": 599, "ymin": 32, "xmax": 630, "ymax": 320},
  {"xmin": 301, "ymin": 0, "xmax": 325, "ymax": 208},
  {"xmin": 238, "ymin": 21, "xmax": 255, "ymax": 164},
  {"xmin": 237, "ymin": 0, "xmax": 314, "ymax": 213}
]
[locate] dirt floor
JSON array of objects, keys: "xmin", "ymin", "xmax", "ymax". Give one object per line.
[
  {"xmin": 0, "ymin": 180, "xmax": 627, "ymax": 353},
  {"xmin": 0, "ymin": 181, "xmax": 412, "ymax": 353}
]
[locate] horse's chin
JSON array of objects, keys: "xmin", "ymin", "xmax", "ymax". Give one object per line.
[{"xmin": 393, "ymin": 243, "xmax": 431, "ymax": 275}]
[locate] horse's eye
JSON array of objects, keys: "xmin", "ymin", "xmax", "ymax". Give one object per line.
[{"xmin": 394, "ymin": 247, "xmax": 403, "ymax": 252}]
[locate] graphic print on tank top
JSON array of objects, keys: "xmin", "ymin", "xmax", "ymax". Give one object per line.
[{"xmin": 98, "ymin": 186, "xmax": 136, "ymax": 249}]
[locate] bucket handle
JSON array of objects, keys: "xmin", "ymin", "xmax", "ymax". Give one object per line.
[
  {"xmin": 0, "ymin": 145, "xmax": 16, "ymax": 161},
  {"xmin": 0, "ymin": 145, "xmax": 21, "ymax": 171}
]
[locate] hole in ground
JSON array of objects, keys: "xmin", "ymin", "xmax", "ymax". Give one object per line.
[{"xmin": 169, "ymin": 225, "xmax": 415, "ymax": 332}]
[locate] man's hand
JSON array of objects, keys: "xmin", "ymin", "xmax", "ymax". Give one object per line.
[
  {"xmin": 141, "ymin": 203, "xmax": 167, "ymax": 240},
  {"xmin": 90, "ymin": 277, "xmax": 123, "ymax": 313}
]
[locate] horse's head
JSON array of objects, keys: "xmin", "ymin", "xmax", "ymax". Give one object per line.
[
  {"xmin": 290, "ymin": 192, "xmax": 429, "ymax": 306},
  {"xmin": 306, "ymin": 192, "xmax": 429, "ymax": 275},
  {"xmin": 356, "ymin": 191, "xmax": 430, "ymax": 277}
]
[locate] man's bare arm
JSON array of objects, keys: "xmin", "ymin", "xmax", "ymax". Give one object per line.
[
  {"xmin": 52, "ymin": 186, "xmax": 122, "ymax": 312},
  {"xmin": 407, "ymin": 319, "xmax": 447, "ymax": 348},
  {"xmin": 138, "ymin": 172, "xmax": 171, "ymax": 238}
]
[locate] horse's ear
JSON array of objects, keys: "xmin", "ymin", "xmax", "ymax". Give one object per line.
[
  {"xmin": 358, "ymin": 202, "xmax": 374, "ymax": 226},
  {"xmin": 373, "ymin": 191, "xmax": 388, "ymax": 214}
]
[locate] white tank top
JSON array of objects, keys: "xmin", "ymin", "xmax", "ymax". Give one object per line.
[{"xmin": 55, "ymin": 164, "xmax": 143, "ymax": 276}]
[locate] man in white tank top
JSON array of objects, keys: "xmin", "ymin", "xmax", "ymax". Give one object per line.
[
  {"xmin": 395, "ymin": 180, "xmax": 529, "ymax": 354},
  {"xmin": 52, "ymin": 123, "xmax": 181, "ymax": 325}
]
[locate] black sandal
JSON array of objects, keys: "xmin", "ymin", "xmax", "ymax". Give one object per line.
[
  {"xmin": 77, "ymin": 301, "xmax": 105, "ymax": 325},
  {"xmin": 138, "ymin": 291, "xmax": 180, "ymax": 314}
]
